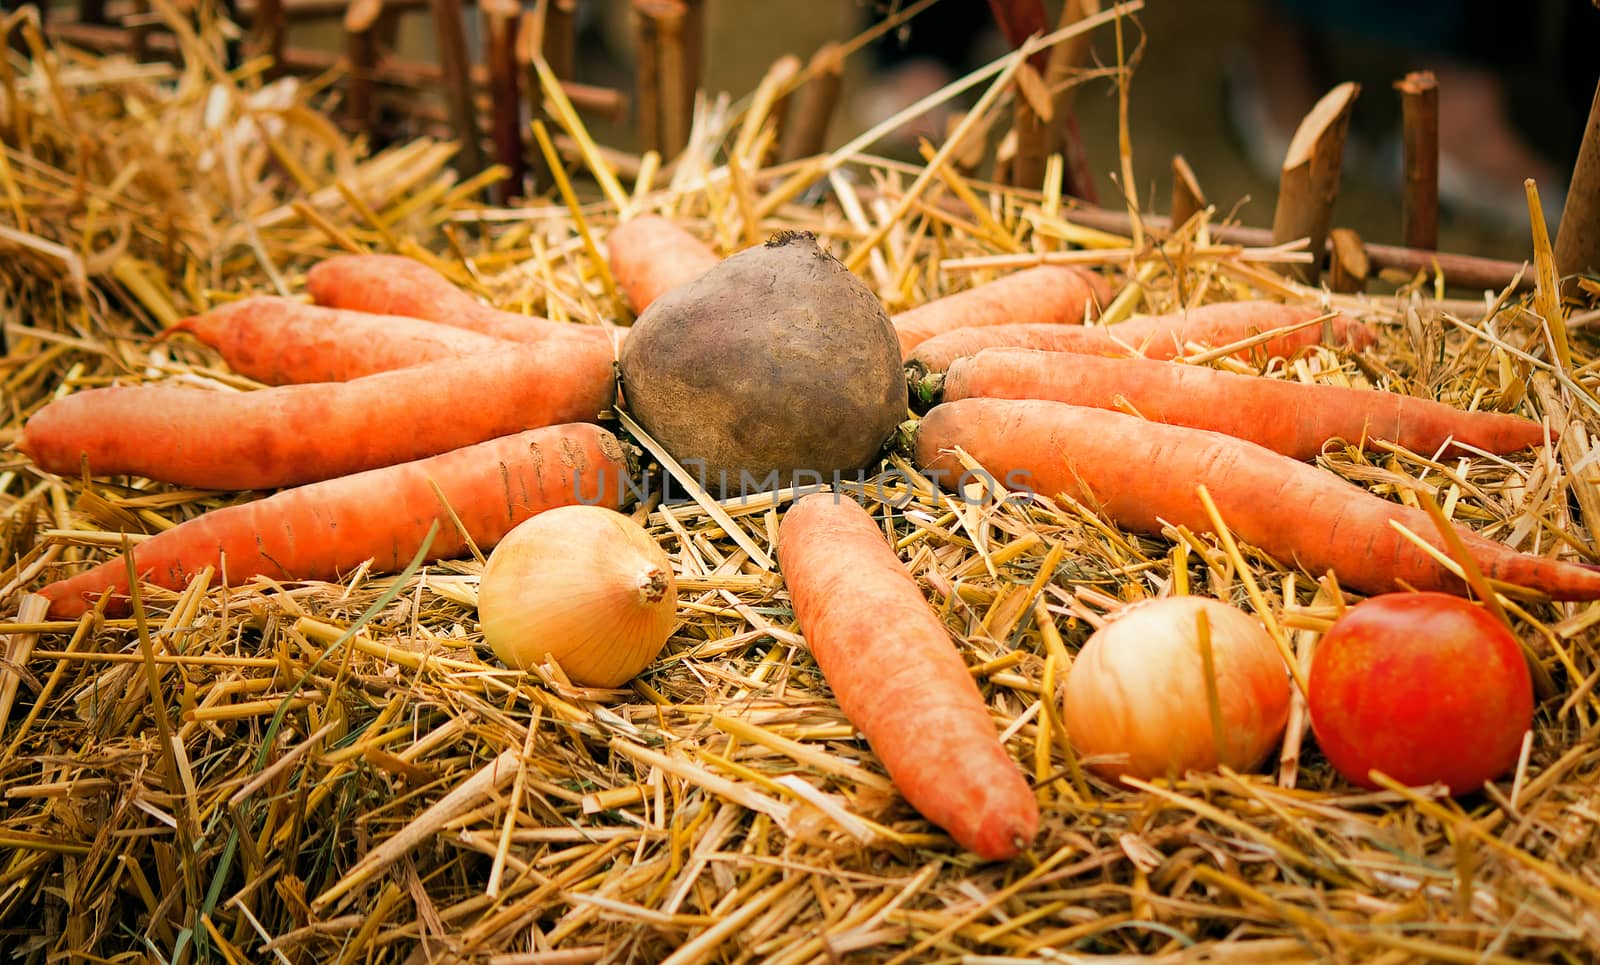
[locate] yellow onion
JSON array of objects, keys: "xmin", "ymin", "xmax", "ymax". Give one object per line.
[
  {"xmin": 1062, "ymin": 596, "xmax": 1291, "ymax": 783},
  {"xmin": 478, "ymin": 505, "xmax": 677, "ymax": 688}
]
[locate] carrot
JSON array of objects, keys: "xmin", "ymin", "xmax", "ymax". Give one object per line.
[
  {"xmin": 907, "ymin": 300, "xmax": 1378, "ymax": 373},
  {"xmin": 18, "ymin": 338, "xmax": 616, "ymax": 490},
  {"xmin": 777, "ymin": 493, "xmax": 1039, "ymax": 860},
  {"xmin": 306, "ymin": 253, "xmax": 611, "ymax": 346},
  {"xmin": 915, "ymin": 397, "xmax": 1600, "ymax": 601},
  {"xmin": 608, "ymin": 214, "xmax": 723, "ymax": 315},
  {"xmin": 166, "ymin": 296, "xmax": 512, "ymax": 384},
  {"xmin": 892, "ymin": 265, "xmax": 1112, "ymax": 356},
  {"xmin": 935, "ymin": 348, "xmax": 1548, "ymax": 459},
  {"xmin": 35, "ymin": 423, "xmax": 630, "ymax": 619}
]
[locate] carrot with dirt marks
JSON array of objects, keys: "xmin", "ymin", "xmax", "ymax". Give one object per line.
[
  {"xmin": 933, "ymin": 348, "xmax": 1548, "ymax": 458},
  {"xmin": 18, "ymin": 338, "xmax": 617, "ymax": 490},
  {"xmin": 777, "ymin": 492, "xmax": 1040, "ymax": 860},
  {"xmin": 35, "ymin": 423, "xmax": 631, "ymax": 619},
  {"xmin": 914, "ymin": 397, "xmax": 1600, "ymax": 600},
  {"xmin": 893, "ymin": 265, "xmax": 1112, "ymax": 356},
  {"xmin": 907, "ymin": 300, "xmax": 1377, "ymax": 373},
  {"xmin": 166, "ymin": 296, "xmax": 512, "ymax": 384},
  {"xmin": 306, "ymin": 254, "xmax": 612, "ymax": 345},
  {"xmin": 608, "ymin": 214, "xmax": 723, "ymax": 315}
]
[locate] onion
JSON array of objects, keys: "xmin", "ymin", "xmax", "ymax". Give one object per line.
[
  {"xmin": 1062, "ymin": 596, "xmax": 1292, "ymax": 783},
  {"xmin": 477, "ymin": 505, "xmax": 677, "ymax": 688}
]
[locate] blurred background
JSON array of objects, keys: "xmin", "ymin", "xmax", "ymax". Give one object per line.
[
  {"xmin": 25, "ymin": 0, "xmax": 1598, "ymax": 262},
  {"xmin": 573, "ymin": 0, "xmax": 1599, "ymax": 263}
]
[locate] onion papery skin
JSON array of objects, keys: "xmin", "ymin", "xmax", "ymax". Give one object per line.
[
  {"xmin": 478, "ymin": 505, "xmax": 678, "ymax": 688},
  {"xmin": 1062, "ymin": 596, "xmax": 1293, "ymax": 784}
]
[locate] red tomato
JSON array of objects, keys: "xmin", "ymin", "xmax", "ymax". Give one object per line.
[{"xmin": 1306, "ymin": 592, "xmax": 1533, "ymax": 795}]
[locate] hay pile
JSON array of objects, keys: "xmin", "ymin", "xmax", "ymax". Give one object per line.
[{"xmin": 3, "ymin": 5, "xmax": 1600, "ymax": 962}]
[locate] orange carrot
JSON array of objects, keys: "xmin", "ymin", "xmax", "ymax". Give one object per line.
[
  {"xmin": 907, "ymin": 300, "xmax": 1378, "ymax": 372},
  {"xmin": 607, "ymin": 214, "xmax": 723, "ymax": 315},
  {"xmin": 777, "ymin": 493, "xmax": 1039, "ymax": 860},
  {"xmin": 915, "ymin": 397, "xmax": 1600, "ymax": 601},
  {"xmin": 18, "ymin": 338, "xmax": 616, "ymax": 490},
  {"xmin": 936, "ymin": 348, "xmax": 1548, "ymax": 459},
  {"xmin": 306, "ymin": 253, "xmax": 612, "ymax": 345},
  {"xmin": 892, "ymin": 265, "xmax": 1112, "ymax": 356},
  {"xmin": 167, "ymin": 296, "xmax": 512, "ymax": 384},
  {"xmin": 35, "ymin": 423, "xmax": 630, "ymax": 618}
]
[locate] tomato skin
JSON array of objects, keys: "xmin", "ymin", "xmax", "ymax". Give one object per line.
[{"xmin": 1306, "ymin": 592, "xmax": 1533, "ymax": 795}]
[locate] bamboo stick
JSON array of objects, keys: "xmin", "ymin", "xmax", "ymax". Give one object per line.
[
  {"xmin": 778, "ymin": 42, "xmax": 844, "ymax": 163},
  {"xmin": 1396, "ymin": 71, "xmax": 1439, "ymax": 251},
  {"xmin": 1271, "ymin": 81, "xmax": 1359, "ymax": 284},
  {"xmin": 1555, "ymin": 76, "xmax": 1600, "ymax": 288}
]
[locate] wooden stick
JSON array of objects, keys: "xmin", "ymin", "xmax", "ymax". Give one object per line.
[
  {"xmin": 1555, "ymin": 76, "xmax": 1600, "ymax": 287},
  {"xmin": 1043, "ymin": 0, "xmax": 1099, "ymax": 201},
  {"xmin": 514, "ymin": 9, "xmax": 554, "ymax": 192},
  {"xmin": 430, "ymin": 0, "xmax": 485, "ymax": 179},
  {"xmin": 249, "ymin": 0, "xmax": 286, "ymax": 79},
  {"xmin": 778, "ymin": 42, "xmax": 844, "ymax": 163},
  {"xmin": 1062, "ymin": 203, "xmax": 1534, "ymax": 292},
  {"xmin": 1170, "ymin": 153, "xmax": 1205, "ymax": 227},
  {"xmin": 1327, "ymin": 226, "xmax": 1369, "ymax": 294},
  {"xmin": 679, "ymin": 0, "xmax": 705, "ymax": 142},
  {"xmin": 1010, "ymin": 63, "xmax": 1050, "ymax": 189},
  {"xmin": 483, "ymin": 0, "xmax": 525, "ymax": 202},
  {"xmin": 343, "ymin": 0, "xmax": 382, "ymax": 138},
  {"xmin": 655, "ymin": 0, "xmax": 690, "ymax": 159},
  {"xmin": 541, "ymin": 0, "xmax": 576, "ymax": 81},
  {"xmin": 632, "ymin": 0, "xmax": 665, "ymax": 156},
  {"xmin": 1271, "ymin": 81, "xmax": 1359, "ymax": 284},
  {"xmin": 1396, "ymin": 70, "xmax": 1439, "ymax": 251}
]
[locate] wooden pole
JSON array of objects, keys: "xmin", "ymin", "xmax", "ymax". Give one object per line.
[
  {"xmin": 430, "ymin": 0, "xmax": 486, "ymax": 179},
  {"xmin": 1270, "ymin": 81, "xmax": 1360, "ymax": 284},
  {"xmin": 778, "ymin": 42, "xmax": 844, "ymax": 163},
  {"xmin": 1555, "ymin": 76, "xmax": 1600, "ymax": 287},
  {"xmin": 483, "ymin": 0, "xmax": 524, "ymax": 202},
  {"xmin": 1170, "ymin": 154, "xmax": 1206, "ymax": 227},
  {"xmin": 1396, "ymin": 70, "xmax": 1439, "ymax": 251}
]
